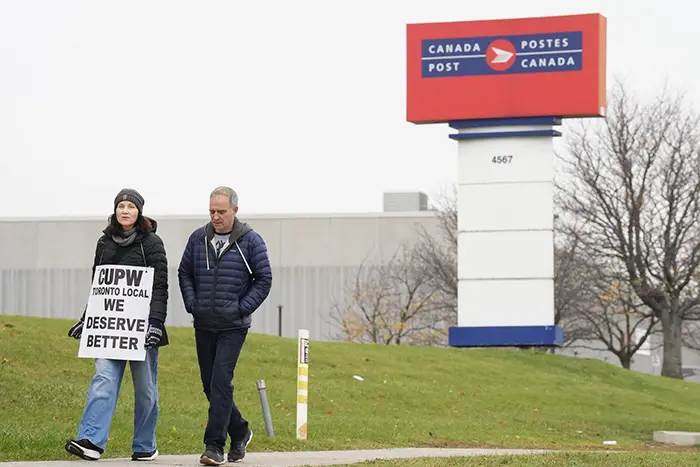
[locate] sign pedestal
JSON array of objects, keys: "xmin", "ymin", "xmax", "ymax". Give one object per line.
[
  {"xmin": 406, "ymin": 12, "xmax": 607, "ymax": 348},
  {"xmin": 447, "ymin": 117, "xmax": 563, "ymax": 347}
]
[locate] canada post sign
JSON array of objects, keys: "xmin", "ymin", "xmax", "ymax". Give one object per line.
[
  {"xmin": 422, "ymin": 32, "xmax": 582, "ymax": 77},
  {"xmin": 407, "ymin": 14, "xmax": 607, "ymax": 123}
]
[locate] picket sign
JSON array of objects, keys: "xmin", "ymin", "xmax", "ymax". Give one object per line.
[{"xmin": 78, "ymin": 265, "xmax": 154, "ymax": 361}]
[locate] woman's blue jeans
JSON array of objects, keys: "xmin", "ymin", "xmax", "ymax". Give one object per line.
[{"xmin": 77, "ymin": 347, "xmax": 159, "ymax": 453}]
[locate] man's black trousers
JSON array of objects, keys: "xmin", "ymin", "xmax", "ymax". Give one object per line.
[{"xmin": 195, "ymin": 328, "xmax": 249, "ymax": 450}]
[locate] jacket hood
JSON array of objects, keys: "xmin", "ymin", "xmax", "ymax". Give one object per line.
[
  {"xmin": 205, "ymin": 217, "xmax": 252, "ymax": 243},
  {"xmin": 146, "ymin": 217, "xmax": 158, "ymax": 233}
]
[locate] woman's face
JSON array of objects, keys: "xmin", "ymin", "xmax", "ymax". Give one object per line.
[{"xmin": 116, "ymin": 201, "xmax": 138, "ymax": 230}]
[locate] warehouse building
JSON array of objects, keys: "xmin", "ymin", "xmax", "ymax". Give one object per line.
[
  {"xmin": 2, "ymin": 190, "xmax": 700, "ymax": 382},
  {"xmin": 0, "ymin": 192, "xmax": 441, "ymax": 342}
]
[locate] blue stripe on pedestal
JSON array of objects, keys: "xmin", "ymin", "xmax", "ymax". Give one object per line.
[
  {"xmin": 448, "ymin": 117, "xmax": 562, "ymax": 128},
  {"xmin": 449, "ymin": 129, "xmax": 561, "ymax": 140},
  {"xmin": 448, "ymin": 116, "xmax": 562, "ymax": 140},
  {"xmin": 448, "ymin": 325, "xmax": 563, "ymax": 347}
]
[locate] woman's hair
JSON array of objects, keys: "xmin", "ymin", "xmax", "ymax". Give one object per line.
[{"xmin": 105, "ymin": 213, "xmax": 153, "ymax": 235}]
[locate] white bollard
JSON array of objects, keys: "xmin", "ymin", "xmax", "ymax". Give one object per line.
[{"xmin": 296, "ymin": 329, "xmax": 310, "ymax": 440}]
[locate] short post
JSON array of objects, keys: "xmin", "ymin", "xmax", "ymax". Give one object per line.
[
  {"xmin": 278, "ymin": 305, "xmax": 283, "ymax": 337},
  {"xmin": 296, "ymin": 329, "xmax": 310, "ymax": 440},
  {"xmin": 256, "ymin": 379, "xmax": 275, "ymax": 437}
]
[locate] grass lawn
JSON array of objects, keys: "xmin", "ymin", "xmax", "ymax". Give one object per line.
[
  {"xmin": 331, "ymin": 452, "xmax": 700, "ymax": 467},
  {"xmin": 2, "ymin": 315, "xmax": 700, "ymax": 462}
]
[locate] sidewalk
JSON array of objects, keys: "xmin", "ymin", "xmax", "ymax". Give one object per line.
[{"xmin": 0, "ymin": 447, "xmax": 551, "ymax": 466}]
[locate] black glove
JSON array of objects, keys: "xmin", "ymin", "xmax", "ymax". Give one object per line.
[
  {"xmin": 145, "ymin": 319, "xmax": 164, "ymax": 349},
  {"xmin": 68, "ymin": 318, "xmax": 84, "ymax": 339}
]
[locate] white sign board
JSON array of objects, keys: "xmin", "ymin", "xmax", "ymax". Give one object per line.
[
  {"xmin": 458, "ymin": 182, "xmax": 553, "ymax": 232},
  {"xmin": 459, "ymin": 279, "xmax": 554, "ymax": 327},
  {"xmin": 454, "ymin": 126, "xmax": 558, "ymax": 333},
  {"xmin": 78, "ymin": 265, "xmax": 154, "ymax": 361},
  {"xmin": 457, "ymin": 135, "xmax": 554, "ymax": 185}
]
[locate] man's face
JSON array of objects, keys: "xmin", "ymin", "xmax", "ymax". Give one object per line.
[{"xmin": 209, "ymin": 195, "xmax": 238, "ymax": 233}]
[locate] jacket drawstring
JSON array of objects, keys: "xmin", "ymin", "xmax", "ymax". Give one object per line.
[
  {"xmin": 204, "ymin": 234, "xmax": 250, "ymax": 275},
  {"xmin": 236, "ymin": 241, "xmax": 252, "ymax": 275}
]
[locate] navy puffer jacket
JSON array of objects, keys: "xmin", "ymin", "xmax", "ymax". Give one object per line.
[{"xmin": 177, "ymin": 219, "xmax": 272, "ymax": 331}]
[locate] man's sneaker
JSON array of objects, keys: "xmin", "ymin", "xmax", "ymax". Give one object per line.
[
  {"xmin": 199, "ymin": 446, "xmax": 225, "ymax": 466},
  {"xmin": 132, "ymin": 449, "xmax": 159, "ymax": 461},
  {"xmin": 228, "ymin": 428, "xmax": 253, "ymax": 462},
  {"xmin": 65, "ymin": 438, "xmax": 104, "ymax": 461}
]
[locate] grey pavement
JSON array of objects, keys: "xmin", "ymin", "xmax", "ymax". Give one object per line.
[{"xmin": 0, "ymin": 448, "xmax": 552, "ymax": 466}]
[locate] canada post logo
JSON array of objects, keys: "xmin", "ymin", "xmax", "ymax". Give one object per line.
[{"xmin": 421, "ymin": 31, "xmax": 582, "ymax": 78}]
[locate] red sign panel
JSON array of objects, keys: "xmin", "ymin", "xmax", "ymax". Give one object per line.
[{"xmin": 406, "ymin": 13, "xmax": 607, "ymax": 123}]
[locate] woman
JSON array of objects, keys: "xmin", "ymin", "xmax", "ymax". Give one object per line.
[{"xmin": 65, "ymin": 188, "xmax": 169, "ymax": 462}]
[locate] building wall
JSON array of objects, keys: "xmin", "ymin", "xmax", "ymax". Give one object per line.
[
  {"xmin": 0, "ymin": 212, "xmax": 441, "ymax": 341},
  {"xmin": 5, "ymin": 211, "xmax": 700, "ymax": 382}
]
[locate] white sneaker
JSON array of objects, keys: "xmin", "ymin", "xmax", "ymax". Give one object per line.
[{"xmin": 132, "ymin": 449, "xmax": 159, "ymax": 461}]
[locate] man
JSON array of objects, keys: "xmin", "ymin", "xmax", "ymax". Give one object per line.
[{"xmin": 178, "ymin": 186, "xmax": 272, "ymax": 465}]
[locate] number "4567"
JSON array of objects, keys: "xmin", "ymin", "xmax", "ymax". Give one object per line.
[{"xmin": 492, "ymin": 155, "xmax": 513, "ymax": 164}]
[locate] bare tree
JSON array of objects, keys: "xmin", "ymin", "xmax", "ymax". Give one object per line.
[
  {"xmin": 557, "ymin": 80, "xmax": 700, "ymax": 378},
  {"xmin": 553, "ymin": 223, "xmax": 596, "ymax": 345},
  {"xmin": 565, "ymin": 258, "xmax": 659, "ymax": 369},
  {"xmin": 552, "ymin": 220, "xmax": 656, "ymax": 363},
  {"xmin": 411, "ymin": 186, "xmax": 458, "ymax": 323},
  {"xmin": 677, "ymin": 313, "xmax": 700, "ymax": 351},
  {"xmin": 329, "ymin": 245, "xmax": 448, "ymax": 345}
]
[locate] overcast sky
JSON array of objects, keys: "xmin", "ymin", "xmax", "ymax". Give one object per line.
[{"xmin": 1, "ymin": 0, "xmax": 696, "ymax": 217}]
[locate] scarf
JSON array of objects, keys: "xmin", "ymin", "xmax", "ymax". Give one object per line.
[{"xmin": 112, "ymin": 227, "xmax": 138, "ymax": 247}]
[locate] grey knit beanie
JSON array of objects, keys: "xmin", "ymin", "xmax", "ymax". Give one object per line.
[{"xmin": 114, "ymin": 188, "xmax": 145, "ymax": 213}]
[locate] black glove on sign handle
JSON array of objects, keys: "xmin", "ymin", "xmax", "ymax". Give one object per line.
[
  {"xmin": 145, "ymin": 320, "xmax": 164, "ymax": 348},
  {"xmin": 68, "ymin": 319, "xmax": 84, "ymax": 340}
]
